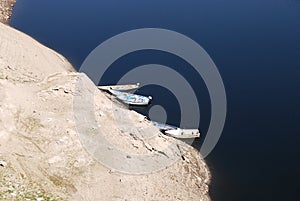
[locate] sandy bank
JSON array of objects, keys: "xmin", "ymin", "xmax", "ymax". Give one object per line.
[{"xmin": 0, "ymin": 11, "xmax": 211, "ymax": 201}]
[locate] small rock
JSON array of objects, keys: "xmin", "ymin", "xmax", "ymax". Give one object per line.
[
  {"xmin": 108, "ymin": 169, "xmax": 115, "ymax": 174},
  {"xmin": 0, "ymin": 160, "xmax": 7, "ymax": 167}
]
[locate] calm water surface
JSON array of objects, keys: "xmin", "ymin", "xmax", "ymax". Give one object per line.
[{"xmin": 10, "ymin": 0, "xmax": 300, "ymax": 200}]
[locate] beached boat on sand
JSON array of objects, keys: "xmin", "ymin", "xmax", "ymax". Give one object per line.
[
  {"xmin": 152, "ymin": 121, "xmax": 200, "ymax": 139},
  {"xmin": 109, "ymin": 89, "xmax": 152, "ymax": 106},
  {"xmin": 152, "ymin": 121, "xmax": 177, "ymax": 131},
  {"xmin": 98, "ymin": 83, "xmax": 140, "ymax": 91},
  {"xmin": 165, "ymin": 128, "xmax": 200, "ymax": 139}
]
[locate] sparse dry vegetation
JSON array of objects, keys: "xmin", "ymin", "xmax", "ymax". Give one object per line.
[{"xmin": 0, "ymin": 164, "xmax": 63, "ymax": 201}]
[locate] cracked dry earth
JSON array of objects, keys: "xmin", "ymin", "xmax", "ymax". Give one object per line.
[{"xmin": 0, "ymin": 22, "xmax": 211, "ymax": 201}]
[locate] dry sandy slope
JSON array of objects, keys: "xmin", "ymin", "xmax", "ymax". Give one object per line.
[{"xmin": 0, "ymin": 22, "xmax": 211, "ymax": 201}]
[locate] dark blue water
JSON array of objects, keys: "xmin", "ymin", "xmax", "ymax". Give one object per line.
[{"xmin": 10, "ymin": 0, "xmax": 300, "ymax": 200}]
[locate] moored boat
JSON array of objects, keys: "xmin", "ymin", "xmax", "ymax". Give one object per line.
[
  {"xmin": 152, "ymin": 121, "xmax": 200, "ymax": 139},
  {"xmin": 98, "ymin": 83, "xmax": 140, "ymax": 91},
  {"xmin": 165, "ymin": 128, "xmax": 200, "ymax": 139},
  {"xmin": 152, "ymin": 121, "xmax": 177, "ymax": 131},
  {"xmin": 109, "ymin": 89, "xmax": 152, "ymax": 106}
]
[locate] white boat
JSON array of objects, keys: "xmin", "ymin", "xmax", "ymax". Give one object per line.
[
  {"xmin": 152, "ymin": 121, "xmax": 177, "ymax": 131},
  {"xmin": 165, "ymin": 128, "xmax": 200, "ymax": 139},
  {"xmin": 152, "ymin": 121, "xmax": 200, "ymax": 139},
  {"xmin": 109, "ymin": 90, "xmax": 152, "ymax": 106},
  {"xmin": 98, "ymin": 83, "xmax": 140, "ymax": 91}
]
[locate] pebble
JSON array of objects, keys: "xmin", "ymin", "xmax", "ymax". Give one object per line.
[{"xmin": 0, "ymin": 160, "xmax": 7, "ymax": 167}]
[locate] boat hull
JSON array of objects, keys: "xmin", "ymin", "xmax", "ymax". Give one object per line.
[
  {"xmin": 165, "ymin": 129, "xmax": 200, "ymax": 139},
  {"xmin": 109, "ymin": 90, "xmax": 152, "ymax": 106},
  {"xmin": 152, "ymin": 121, "xmax": 200, "ymax": 139},
  {"xmin": 98, "ymin": 83, "xmax": 140, "ymax": 91}
]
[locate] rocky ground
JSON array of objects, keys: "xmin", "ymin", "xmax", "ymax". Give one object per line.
[
  {"xmin": 0, "ymin": 3, "xmax": 211, "ymax": 200},
  {"xmin": 0, "ymin": 0, "xmax": 15, "ymax": 23}
]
